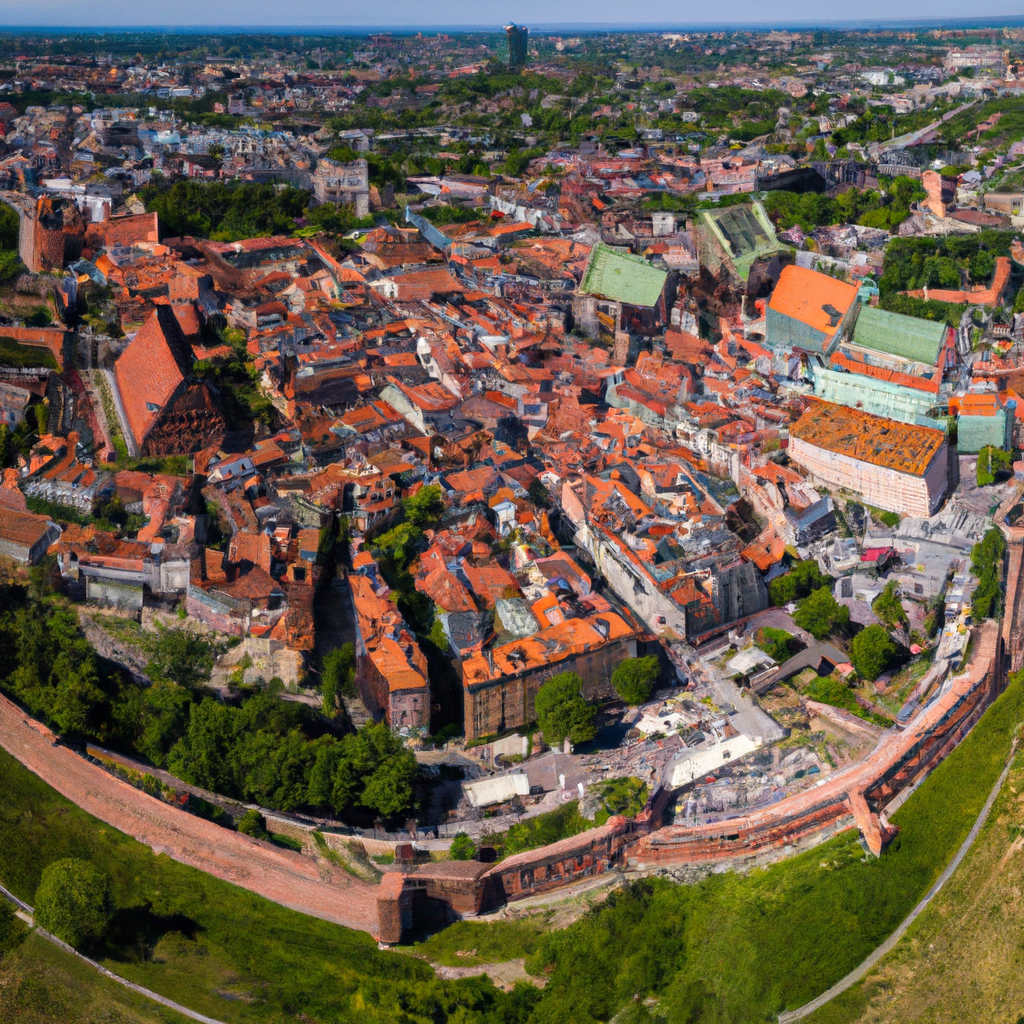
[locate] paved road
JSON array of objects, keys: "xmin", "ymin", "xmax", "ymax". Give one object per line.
[
  {"xmin": 777, "ymin": 738, "xmax": 1018, "ymax": 1023},
  {"xmin": 0, "ymin": 693, "xmax": 381, "ymax": 937}
]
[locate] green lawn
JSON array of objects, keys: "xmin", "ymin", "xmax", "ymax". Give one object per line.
[{"xmin": 0, "ymin": 930, "xmax": 190, "ymax": 1024}]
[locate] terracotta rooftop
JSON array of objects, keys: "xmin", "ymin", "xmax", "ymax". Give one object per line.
[
  {"xmin": 790, "ymin": 401, "xmax": 946, "ymax": 476},
  {"xmin": 114, "ymin": 306, "xmax": 193, "ymax": 450},
  {"xmin": 768, "ymin": 265, "xmax": 858, "ymax": 338}
]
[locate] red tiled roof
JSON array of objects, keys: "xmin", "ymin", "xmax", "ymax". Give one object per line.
[{"xmin": 114, "ymin": 307, "xmax": 193, "ymax": 450}]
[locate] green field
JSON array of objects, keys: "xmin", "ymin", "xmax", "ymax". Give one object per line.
[
  {"xmin": 0, "ymin": 669, "xmax": 1021, "ymax": 1023},
  {"xmin": 0, "ymin": 930, "xmax": 191, "ymax": 1024}
]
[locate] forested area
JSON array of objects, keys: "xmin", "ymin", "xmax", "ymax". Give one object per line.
[
  {"xmin": 0, "ymin": 586, "xmax": 418, "ymax": 820},
  {"xmin": 763, "ymin": 175, "xmax": 925, "ymax": 232}
]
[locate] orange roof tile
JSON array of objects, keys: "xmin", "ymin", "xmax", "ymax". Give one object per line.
[{"xmin": 769, "ymin": 266, "xmax": 858, "ymax": 339}]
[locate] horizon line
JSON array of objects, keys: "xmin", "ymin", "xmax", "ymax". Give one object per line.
[{"xmin": 1, "ymin": 14, "xmax": 1024, "ymax": 33}]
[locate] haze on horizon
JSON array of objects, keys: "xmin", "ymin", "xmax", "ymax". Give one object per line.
[{"xmin": 0, "ymin": 0, "xmax": 1020, "ymax": 30}]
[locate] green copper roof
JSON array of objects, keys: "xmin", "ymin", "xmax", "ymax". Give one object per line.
[
  {"xmin": 851, "ymin": 305, "xmax": 947, "ymax": 367},
  {"xmin": 579, "ymin": 243, "xmax": 668, "ymax": 308},
  {"xmin": 697, "ymin": 200, "xmax": 787, "ymax": 282}
]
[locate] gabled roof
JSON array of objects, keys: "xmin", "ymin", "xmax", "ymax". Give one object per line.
[
  {"xmin": 768, "ymin": 265, "xmax": 858, "ymax": 339},
  {"xmin": 114, "ymin": 306, "xmax": 194, "ymax": 450},
  {"xmin": 579, "ymin": 243, "xmax": 668, "ymax": 308},
  {"xmin": 850, "ymin": 305, "xmax": 946, "ymax": 367}
]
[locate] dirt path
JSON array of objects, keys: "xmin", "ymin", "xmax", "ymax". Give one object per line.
[{"xmin": 0, "ymin": 693, "xmax": 381, "ymax": 937}]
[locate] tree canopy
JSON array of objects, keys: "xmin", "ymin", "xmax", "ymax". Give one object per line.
[
  {"xmin": 871, "ymin": 581, "xmax": 907, "ymax": 631},
  {"xmin": 535, "ymin": 672, "xmax": 597, "ymax": 746},
  {"xmin": 849, "ymin": 624, "xmax": 899, "ymax": 681},
  {"xmin": 34, "ymin": 858, "xmax": 112, "ymax": 948},
  {"xmin": 793, "ymin": 586, "xmax": 850, "ymax": 640},
  {"xmin": 0, "ymin": 590, "xmax": 418, "ymax": 822},
  {"xmin": 769, "ymin": 560, "xmax": 830, "ymax": 606},
  {"xmin": 612, "ymin": 656, "xmax": 659, "ymax": 706}
]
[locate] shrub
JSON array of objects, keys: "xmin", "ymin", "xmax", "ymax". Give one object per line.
[
  {"xmin": 34, "ymin": 858, "xmax": 112, "ymax": 947},
  {"xmin": 754, "ymin": 626, "xmax": 793, "ymax": 663},
  {"xmin": 237, "ymin": 809, "xmax": 269, "ymax": 839},
  {"xmin": 449, "ymin": 833, "xmax": 476, "ymax": 861},
  {"xmin": 612, "ymin": 656, "xmax": 659, "ymax": 705}
]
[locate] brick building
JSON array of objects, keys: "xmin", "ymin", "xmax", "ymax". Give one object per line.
[
  {"xmin": 112, "ymin": 306, "xmax": 225, "ymax": 456},
  {"xmin": 460, "ymin": 611, "xmax": 637, "ymax": 742},
  {"xmin": 350, "ymin": 572, "xmax": 430, "ymax": 734},
  {"xmin": 0, "ymin": 506, "xmax": 60, "ymax": 564}
]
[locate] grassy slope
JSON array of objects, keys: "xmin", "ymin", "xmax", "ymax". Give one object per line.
[
  {"xmin": 513, "ymin": 671, "xmax": 1024, "ymax": 1023},
  {"xmin": 0, "ymin": 746, "xmax": 471, "ymax": 1024},
  {"xmin": 0, "ymin": 930, "xmax": 190, "ymax": 1024},
  {"xmin": 805, "ymin": 751, "xmax": 1024, "ymax": 1024}
]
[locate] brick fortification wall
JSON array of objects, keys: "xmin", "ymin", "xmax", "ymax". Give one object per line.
[
  {"xmin": 380, "ymin": 623, "xmax": 1000, "ymax": 940},
  {"xmin": 0, "ymin": 609, "xmax": 1001, "ymax": 947}
]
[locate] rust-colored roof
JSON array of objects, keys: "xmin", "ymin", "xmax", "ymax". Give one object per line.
[
  {"xmin": 113, "ymin": 307, "xmax": 193, "ymax": 450},
  {"xmin": 769, "ymin": 265, "xmax": 858, "ymax": 338},
  {"xmin": 790, "ymin": 401, "xmax": 945, "ymax": 476},
  {"xmin": 462, "ymin": 611, "xmax": 634, "ymax": 686},
  {"xmin": 0, "ymin": 506, "xmax": 55, "ymax": 548}
]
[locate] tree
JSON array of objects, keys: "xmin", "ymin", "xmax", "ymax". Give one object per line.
[
  {"xmin": 612, "ymin": 656, "xmax": 659, "ymax": 705},
  {"xmin": 793, "ymin": 586, "xmax": 850, "ymax": 640},
  {"xmin": 360, "ymin": 751, "xmax": 418, "ymax": 817},
  {"xmin": 849, "ymin": 624, "xmax": 899, "ymax": 681},
  {"xmin": 34, "ymin": 859, "xmax": 112, "ymax": 948},
  {"xmin": 535, "ymin": 672, "xmax": 597, "ymax": 746},
  {"xmin": 321, "ymin": 643, "xmax": 355, "ymax": 715},
  {"xmin": 871, "ymin": 581, "xmax": 908, "ymax": 631},
  {"xmin": 449, "ymin": 832, "xmax": 476, "ymax": 861},
  {"xmin": 402, "ymin": 484, "xmax": 445, "ymax": 529},
  {"xmin": 148, "ymin": 628, "xmax": 214, "ymax": 689}
]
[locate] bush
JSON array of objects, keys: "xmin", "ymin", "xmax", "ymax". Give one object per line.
[
  {"xmin": 972, "ymin": 527, "xmax": 1007, "ymax": 620},
  {"xmin": 849, "ymin": 624, "xmax": 899, "ymax": 681},
  {"xmin": 321, "ymin": 642, "xmax": 356, "ymax": 715},
  {"xmin": 449, "ymin": 832, "xmax": 476, "ymax": 861},
  {"xmin": 34, "ymin": 858, "xmax": 112, "ymax": 947},
  {"xmin": 793, "ymin": 586, "xmax": 850, "ymax": 640},
  {"xmin": 535, "ymin": 672, "xmax": 597, "ymax": 746},
  {"xmin": 612, "ymin": 656, "xmax": 659, "ymax": 705},
  {"xmin": 237, "ymin": 809, "xmax": 268, "ymax": 839}
]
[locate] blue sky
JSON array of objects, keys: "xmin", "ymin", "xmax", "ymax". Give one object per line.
[{"xmin": 0, "ymin": 0, "xmax": 1020, "ymax": 29}]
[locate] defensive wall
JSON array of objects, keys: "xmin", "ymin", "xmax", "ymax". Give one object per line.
[
  {"xmin": 0, "ymin": 621, "xmax": 1004, "ymax": 945},
  {"xmin": 377, "ymin": 622, "xmax": 1001, "ymax": 939}
]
